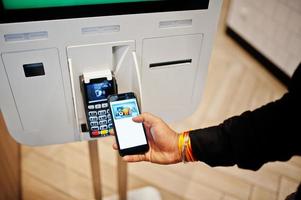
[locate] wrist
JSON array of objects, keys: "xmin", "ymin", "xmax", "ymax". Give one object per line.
[{"xmin": 176, "ymin": 133, "xmax": 182, "ymax": 163}]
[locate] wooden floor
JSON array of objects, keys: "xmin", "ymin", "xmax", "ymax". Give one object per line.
[{"xmin": 21, "ymin": 1, "xmax": 301, "ymax": 200}]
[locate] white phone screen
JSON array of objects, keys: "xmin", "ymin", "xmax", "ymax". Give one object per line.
[{"xmin": 110, "ymin": 98, "xmax": 147, "ymax": 150}]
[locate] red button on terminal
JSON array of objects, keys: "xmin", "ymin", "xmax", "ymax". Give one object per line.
[{"xmin": 91, "ymin": 131, "xmax": 100, "ymax": 136}]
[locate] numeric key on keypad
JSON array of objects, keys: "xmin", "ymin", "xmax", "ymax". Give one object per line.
[
  {"xmin": 99, "ymin": 115, "xmax": 107, "ymax": 121},
  {"xmin": 89, "ymin": 111, "xmax": 97, "ymax": 116},
  {"xmin": 91, "ymin": 126, "xmax": 99, "ymax": 131},
  {"xmin": 99, "ymin": 120, "xmax": 107, "ymax": 126},
  {"xmin": 90, "ymin": 121, "xmax": 98, "ymax": 127},
  {"xmin": 89, "ymin": 116, "xmax": 98, "ymax": 122},
  {"xmin": 99, "ymin": 125, "xmax": 108, "ymax": 130},
  {"xmin": 98, "ymin": 110, "xmax": 106, "ymax": 116}
]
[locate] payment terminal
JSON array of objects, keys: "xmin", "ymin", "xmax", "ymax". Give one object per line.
[{"xmin": 81, "ymin": 70, "xmax": 117, "ymax": 138}]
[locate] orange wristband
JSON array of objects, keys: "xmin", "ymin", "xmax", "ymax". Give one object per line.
[{"xmin": 178, "ymin": 131, "xmax": 195, "ymax": 163}]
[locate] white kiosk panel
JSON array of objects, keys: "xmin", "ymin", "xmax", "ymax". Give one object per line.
[{"xmin": 0, "ymin": 0, "xmax": 222, "ymax": 145}]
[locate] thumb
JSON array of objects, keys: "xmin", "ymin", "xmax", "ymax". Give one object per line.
[{"xmin": 132, "ymin": 112, "xmax": 160, "ymax": 126}]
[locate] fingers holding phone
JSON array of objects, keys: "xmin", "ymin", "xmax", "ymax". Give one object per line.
[
  {"xmin": 108, "ymin": 92, "xmax": 149, "ymax": 157},
  {"xmin": 110, "ymin": 108, "xmax": 181, "ymax": 164},
  {"xmin": 132, "ymin": 112, "xmax": 181, "ymax": 164}
]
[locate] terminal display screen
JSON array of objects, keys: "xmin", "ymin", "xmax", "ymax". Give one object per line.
[
  {"xmin": 86, "ymin": 80, "xmax": 114, "ymax": 103},
  {"xmin": 3, "ymin": 0, "xmax": 158, "ymax": 10},
  {"xmin": 0, "ymin": 0, "xmax": 209, "ymax": 23}
]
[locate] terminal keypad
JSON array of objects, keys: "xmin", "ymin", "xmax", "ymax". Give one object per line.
[{"xmin": 87, "ymin": 102, "xmax": 113, "ymax": 137}]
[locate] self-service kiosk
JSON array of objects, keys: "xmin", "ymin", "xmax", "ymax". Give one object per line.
[{"xmin": 0, "ymin": 0, "xmax": 222, "ymax": 145}]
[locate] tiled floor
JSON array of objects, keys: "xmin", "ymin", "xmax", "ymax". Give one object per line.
[{"xmin": 21, "ymin": 1, "xmax": 301, "ymax": 199}]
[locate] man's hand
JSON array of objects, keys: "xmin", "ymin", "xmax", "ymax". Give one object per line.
[{"xmin": 112, "ymin": 112, "xmax": 181, "ymax": 164}]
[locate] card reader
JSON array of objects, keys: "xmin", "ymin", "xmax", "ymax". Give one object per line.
[{"xmin": 81, "ymin": 69, "xmax": 117, "ymax": 138}]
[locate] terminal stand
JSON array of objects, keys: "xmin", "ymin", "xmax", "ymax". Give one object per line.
[
  {"xmin": 88, "ymin": 140, "xmax": 128, "ymax": 200},
  {"xmin": 117, "ymin": 153, "xmax": 128, "ymax": 200},
  {"xmin": 88, "ymin": 140, "xmax": 103, "ymax": 200}
]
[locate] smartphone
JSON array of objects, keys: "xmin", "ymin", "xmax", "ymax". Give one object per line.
[
  {"xmin": 81, "ymin": 74, "xmax": 117, "ymax": 138},
  {"xmin": 108, "ymin": 92, "xmax": 149, "ymax": 157}
]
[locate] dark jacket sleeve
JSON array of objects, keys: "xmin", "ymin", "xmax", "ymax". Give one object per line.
[{"xmin": 190, "ymin": 64, "xmax": 301, "ymax": 170}]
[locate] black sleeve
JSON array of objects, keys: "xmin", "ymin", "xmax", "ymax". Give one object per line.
[{"xmin": 190, "ymin": 64, "xmax": 301, "ymax": 170}]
